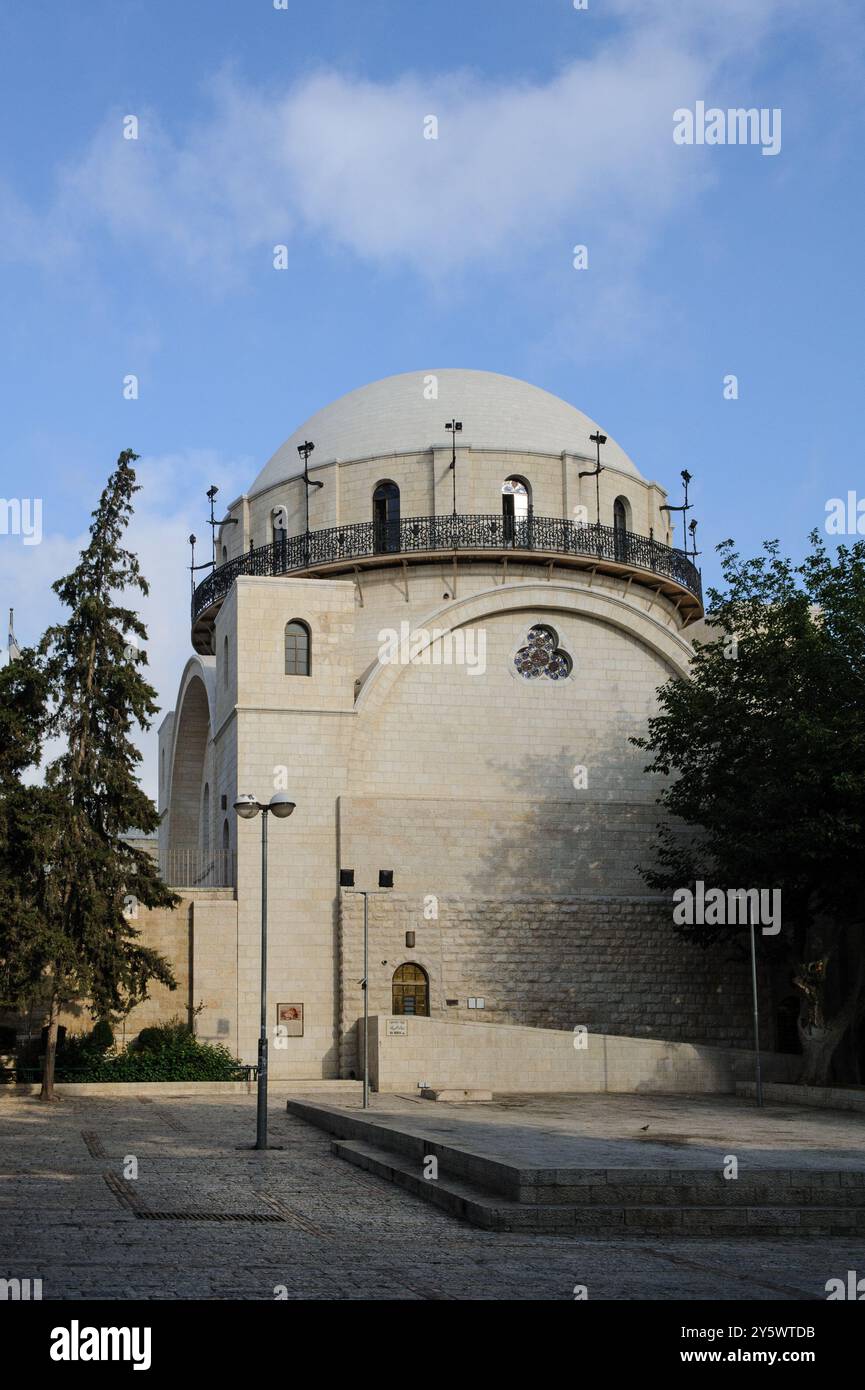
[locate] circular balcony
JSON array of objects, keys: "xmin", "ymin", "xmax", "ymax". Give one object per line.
[{"xmin": 191, "ymin": 512, "xmax": 703, "ymax": 653}]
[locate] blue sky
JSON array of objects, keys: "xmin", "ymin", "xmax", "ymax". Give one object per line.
[{"xmin": 1, "ymin": 0, "xmax": 863, "ymax": 795}]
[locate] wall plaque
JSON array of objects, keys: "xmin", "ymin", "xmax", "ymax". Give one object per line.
[
  {"xmin": 386, "ymin": 1019, "xmax": 408, "ymax": 1036},
  {"xmin": 276, "ymin": 1003, "xmax": 303, "ymax": 1037}
]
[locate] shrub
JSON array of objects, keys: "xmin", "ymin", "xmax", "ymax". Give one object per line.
[
  {"xmin": 20, "ymin": 1014, "xmax": 243, "ymax": 1082},
  {"xmin": 134, "ymin": 1018, "xmax": 191, "ymax": 1053},
  {"xmin": 89, "ymin": 1020, "xmax": 115, "ymax": 1052},
  {"xmin": 56, "ymin": 1020, "xmax": 244, "ymax": 1082}
]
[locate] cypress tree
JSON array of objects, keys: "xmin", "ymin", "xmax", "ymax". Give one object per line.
[{"xmin": 30, "ymin": 449, "xmax": 178, "ymax": 1098}]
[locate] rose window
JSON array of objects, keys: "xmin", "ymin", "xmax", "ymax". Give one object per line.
[{"xmin": 514, "ymin": 624, "xmax": 573, "ymax": 680}]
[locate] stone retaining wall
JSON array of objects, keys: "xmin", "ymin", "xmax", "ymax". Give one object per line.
[{"xmin": 363, "ymin": 1015, "xmax": 801, "ymax": 1094}]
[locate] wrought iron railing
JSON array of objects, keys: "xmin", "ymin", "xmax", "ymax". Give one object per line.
[
  {"xmin": 192, "ymin": 513, "xmax": 702, "ymax": 622},
  {"xmin": 161, "ymin": 848, "xmax": 235, "ymax": 889}
]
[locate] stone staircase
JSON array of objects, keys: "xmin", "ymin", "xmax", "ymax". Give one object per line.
[{"xmin": 288, "ymin": 1099, "xmax": 865, "ymax": 1236}]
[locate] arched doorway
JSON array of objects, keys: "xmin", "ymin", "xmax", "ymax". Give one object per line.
[
  {"xmin": 392, "ymin": 963, "xmax": 429, "ymax": 1017},
  {"xmin": 373, "ymin": 481, "xmax": 400, "ymax": 553},
  {"xmin": 502, "ymin": 476, "xmax": 530, "ymax": 545},
  {"xmin": 272, "ymin": 506, "xmax": 288, "ymax": 572}
]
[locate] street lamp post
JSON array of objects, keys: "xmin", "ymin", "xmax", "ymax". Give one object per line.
[
  {"xmin": 339, "ymin": 869, "xmax": 394, "ymax": 1108},
  {"xmin": 748, "ymin": 898, "xmax": 764, "ymax": 1108},
  {"xmin": 234, "ymin": 791, "xmax": 296, "ymax": 1149}
]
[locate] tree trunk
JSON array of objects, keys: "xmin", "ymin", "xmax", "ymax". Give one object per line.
[
  {"xmin": 39, "ymin": 997, "xmax": 59, "ymax": 1102},
  {"xmin": 798, "ymin": 1016, "xmax": 850, "ymax": 1087}
]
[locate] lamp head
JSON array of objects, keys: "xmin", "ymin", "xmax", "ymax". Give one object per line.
[
  {"xmin": 269, "ymin": 792, "xmax": 296, "ymax": 819},
  {"xmin": 233, "ymin": 794, "xmax": 260, "ymax": 820}
]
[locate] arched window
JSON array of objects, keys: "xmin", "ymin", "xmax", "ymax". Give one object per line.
[
  {"xmin": 285, "ymin": 620, "xmax": 311, "ymax": 676},
  {"xmin": 392, "ymin": 963, "xmax": 429, "ymax": 1017},
  {"xmin": 222, "ymin": 818, "xmax": 230, "ymax": 852},
  {"xmin": 502, "ymin": 476, "xmax": 531, "ymax": 544},
  {"xmin": 271, "ymin": 506, "xmax": 289, "ymax": 575},
  {"xmin": 613, "ymin": 496, "xmax": 630, "ymax": 561},
  {"xmin": 221, "ymin": 545, "xmax": 227, "ymax": 564},
  {"xmin": 373, "ymin": 481, "xmax": 400, "ymax": 553},
  {"xmin": 223, "ymin": 635, "xmax": 229, "ymax": 687},
  {"xmin": 201, "ymin": 783, "xmax": 210, "ymax": 855}
]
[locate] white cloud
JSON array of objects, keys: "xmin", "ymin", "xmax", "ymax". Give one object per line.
[{"xmin": 3, "ymin": 0, "xmax": 854, "ymax": 286}]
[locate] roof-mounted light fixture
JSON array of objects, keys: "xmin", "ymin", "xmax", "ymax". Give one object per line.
[
  {"xmin": 660, "ymin": 469, "xmax": 694, "ymax": 553},
  {"xmin": 445, "ymin": 419, "xmax": 462, "ymax": 516},
  {"xmin": 579, "ymin": 431, "xmax": 607, "ymax": 529}
]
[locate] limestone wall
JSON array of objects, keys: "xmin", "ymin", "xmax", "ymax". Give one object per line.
[
  {"xmin": 51, "ymin": 892, "xmax": 237, "ymax": 1051},
  {"xmin": 363, "ymin": 1015, "xmax": 802, "ymax": 1095}
]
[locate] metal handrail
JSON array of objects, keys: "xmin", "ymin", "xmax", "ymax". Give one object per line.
[
  {"xmin": 160, "ymin": 849, "xmax": 235, "ymax": 889},
  {"xmin": 192, "ymin": 513, "xmax": 702, "ymax": 622}
]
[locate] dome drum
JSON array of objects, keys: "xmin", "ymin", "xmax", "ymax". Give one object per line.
[{"xmin": 191, "ymin": 509, "xmax": 702, "ymax": 654}]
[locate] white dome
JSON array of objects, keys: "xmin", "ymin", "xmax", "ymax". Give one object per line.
[{"xmin": 249, "ymin": 369, "xmax": 641, "ymax": 497}]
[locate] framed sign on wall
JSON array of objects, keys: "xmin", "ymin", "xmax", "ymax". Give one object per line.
[{"xmin": 276, "ymin": 1003, "xmax": 304, "ymax": 1037}]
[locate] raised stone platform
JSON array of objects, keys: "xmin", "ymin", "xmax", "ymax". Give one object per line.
[
  {"xmin": 289, "ymin": 1091, "xmax": 865, "ymax": 1236},
  {"xmin": 737, "ymin": 1082, "xmax": 865, "ymax": 1115}
]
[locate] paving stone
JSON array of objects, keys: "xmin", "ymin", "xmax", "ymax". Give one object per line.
[{"xmin": 0, "ymin": 1089, "xmax": 860, "ymax": 1300}]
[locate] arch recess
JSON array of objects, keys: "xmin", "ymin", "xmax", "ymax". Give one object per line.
[
  {"xmin": 354, "ymin": 579, "xmax": 695, "ymax": 719},
  {"xmin": 165, "ymin": 657, "xmax": 216, "ymax": 854}
]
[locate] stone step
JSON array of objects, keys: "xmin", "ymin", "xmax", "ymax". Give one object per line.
[
  {"xmin": 332, "ymin": 1139, "xmax": 865, "ymax": 1236},
  {"xmin": 420, "ymin": 1088, "xmax": 493, "ymax": 1102}
]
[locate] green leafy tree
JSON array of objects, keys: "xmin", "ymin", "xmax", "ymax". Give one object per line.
[
  {"xmin": 4, "ymin": 450, "xmax": 179, "ymax": 1098},
  {"xmin": 0, "ymin": 649, "xmax": 58, "ymax": 1018},
  {"xmin": 633, "ymin": 531, "xmax": 865, "ymax": 1086}
]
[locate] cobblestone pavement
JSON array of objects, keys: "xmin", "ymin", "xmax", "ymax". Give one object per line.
[{"xmin": 0, "ymin": 1090, "xmax": 860, "ymax": 1301}]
